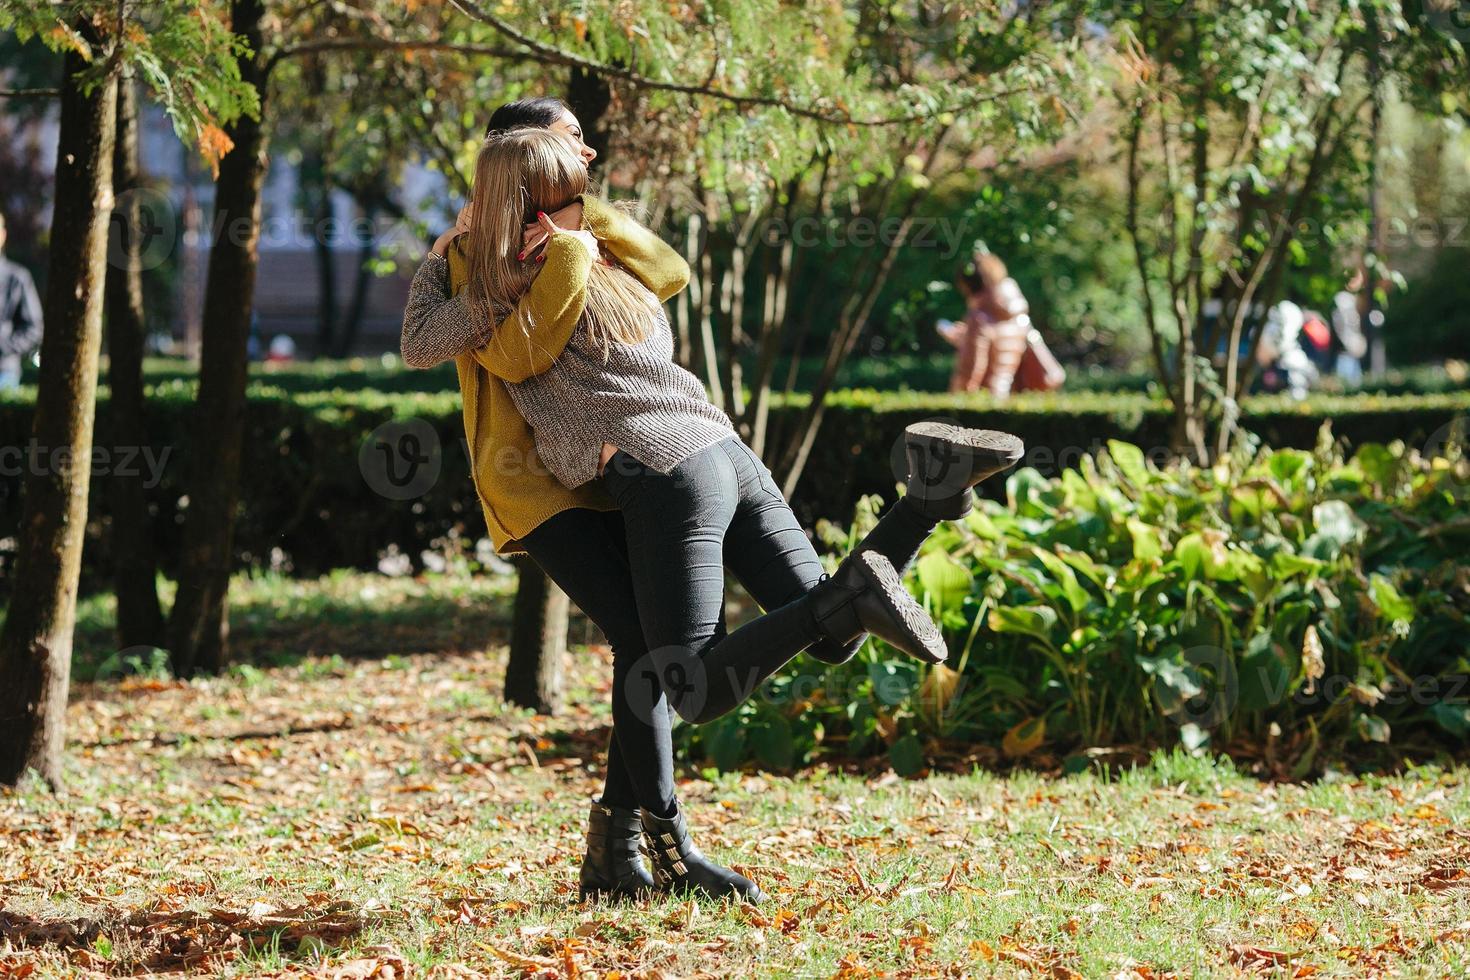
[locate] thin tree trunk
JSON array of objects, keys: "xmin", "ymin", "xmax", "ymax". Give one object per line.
[
  {"xmin": 567, "ymin": 64, "xmax": 612, "ymax": 164},
  {"xmin": 309, "ymin": 152, "xmax": 337, "ymax": 358},
  {"xmin": 504, "ymin": 558, "xmax": 569, "ymax": 714},
  {"xmin": 331, "ymin": 212, "xmax": 375, "ymax": 358},
  {"xmin": 106, "ymin": 74, "xmax": 165, "ymax": 651},
  {"xmin": 689, "ymin": 211, "xmax": 724, "ymax": 411},
  {"xmin": 776, "ymin": 127, "xmax": 951, "ymax": 494},
  {"xmin": 0, "ymin": 30, "xmax": 118, "ymax": 788},
  {"xmin": 168, "ymin": 0, "xmax": 270, "ymax": 677}
]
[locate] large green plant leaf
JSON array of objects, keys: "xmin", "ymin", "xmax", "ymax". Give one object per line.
[
  {"xmin": 889, "ymin": 734, "xmax": 926, "ymax": 776},
  {"xmin": 917, "ymin": 552, "xmax": 974, "ymax": 614},
  {"xmin": 1304, "ymin": 500, "xmax": 1366, "ymax": 560},
  {"xmin": 1128, "ymin": 517, "xmax": 1164, "ymax": 562},
  {"xmin": 704, "ymin": 718, "xmax": 746, "ymax": 773},
  {"xmin": 988, "ymin": 605, "xmax": 1060, "ymax": 645},
  {"xmin": 749, "ymin": 716, "xmax": 795, "ymax": 770},
  {"xmin": 1369, "ymin": 574, "xmax": 1414, "ymax": 624},
  {"xmin": 1032, "ymin": 548, "xmax": 1091, "ymax": 614},
  {"xmin": 1107, "ymin": 440, "xmax": 1152, "ymax": 489},
  {"xmin": 1238, "ymin": 629, "xmax": 1292, "ymax": 711}
]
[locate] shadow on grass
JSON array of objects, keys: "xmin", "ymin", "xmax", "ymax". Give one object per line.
[
  {"xmin": 0, "ymin": 901, "xmax": 382, "ymax": 974},
  {"xmin": 68, "ymin": 574, "xmax": 518, "ymax": 682}
]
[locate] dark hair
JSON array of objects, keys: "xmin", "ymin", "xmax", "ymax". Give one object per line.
[{"xmin": 485, "ymin": 97, "xmax": 570, "ymax": 138}]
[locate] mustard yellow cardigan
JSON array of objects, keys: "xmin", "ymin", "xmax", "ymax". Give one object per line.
[{"xmin": 445, "ymin": 197, "xmax": 691, "ymax": 554}]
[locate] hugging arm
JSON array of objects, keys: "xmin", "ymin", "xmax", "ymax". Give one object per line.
[
  {"xmin": 468, "ymin": 233, "xmax": 595, "ymax": 382},
  {"xmin": 400, "ymin": 251, "xmax": 489, "ymax": 369},
  {"xmin": 399, "ymin": 234, "xmax": 595, "ymax": 381},
  {"xmin": 577, "ymin": 196, "xmax": 691, "ymax": 302}
]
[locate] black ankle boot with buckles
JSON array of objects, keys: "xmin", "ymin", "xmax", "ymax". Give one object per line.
[
  {"xmin": 640, "ymin": 801, "xmax": 764, "ymax": 904},
  {"xmin": 578, "ymin": 796, "xmax": 659, "ymax": 901}
]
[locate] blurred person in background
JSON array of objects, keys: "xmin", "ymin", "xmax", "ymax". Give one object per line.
[
  {"xmin": 1331, "ymin": 269, "xmax": 1368, "ymax": 385},
  {"xmin": 266, "ymin": 334, "xmax": 297, "ymax": 364},
  {"xmin": 938, "ymin": 249, "xmax": 1063, "ymax": 398},
  {"xmin": 0, "ymin": 212, "xmax": 43, "ymax": 391},
  {"xmin": 1257, "ymin": 297, "xmax": 1318, "ymax": 400}
]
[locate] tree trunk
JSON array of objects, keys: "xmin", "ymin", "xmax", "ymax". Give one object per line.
[
  {"xmin": 308, "ymin": 148, "xmax": 337, "ymax": 358},
  {"xmin": 566, "ymin": 65, "xmax": 612, "ymax": 165},
  {"xmin": 330, "ymin": 195, "xmax": 376, "ymax": 358},
  {"xmin": 0, "ymin": 32, "xmax": 118, "ymax": 788},
  {"xmin": 504, "ymin": 557, "xmax": 569, "ymax": 714},
  {"xmin": 167, "ymin": 0, "xmax": 270, "ymax": 677},
  {"xmin": 106, "ymin": 74, "xmax": 166, "ymax": 651}
]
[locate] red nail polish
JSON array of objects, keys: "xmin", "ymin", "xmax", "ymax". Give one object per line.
[
  {"xmin": 536, "ymin": 254, "xmax": 544, "ymax": 263},
  {"xmin": 516, "ymin": 251, "xmax": 524, "ymax": 260}
]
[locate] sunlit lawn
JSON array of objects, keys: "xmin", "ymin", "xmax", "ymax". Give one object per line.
[{"xmin": 2, "ymin": 571, "xmax": 1467, "ymax": 977}]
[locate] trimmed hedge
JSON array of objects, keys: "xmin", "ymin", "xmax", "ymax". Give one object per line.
[
  {"xmin": 1, "ymin": 382, "xmax": 1466, "ymax": 591},
  {"xmin": 786, "ymin": 388, "xmax": 1470, "ymax": 520}
]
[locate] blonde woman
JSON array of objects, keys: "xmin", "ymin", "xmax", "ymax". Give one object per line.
[{"xmin": 404, "ymin": 124, "xmax": 1024, "ymax": 904}]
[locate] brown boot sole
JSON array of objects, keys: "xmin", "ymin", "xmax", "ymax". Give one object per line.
[
  {"xmin": 906, "ymin": 422, "xmax": 1025, "ymax": 472},
  {"xmin": 855, "ymin": 550, "xmax": 947, "ymax": 665}
]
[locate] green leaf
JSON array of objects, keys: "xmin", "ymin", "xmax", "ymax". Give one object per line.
[
  {"xmin": 1128, "ymin": 518, "xmax": 1164, "ymax": 561},
  {"xmin": 1271, "ymin": 551, "xmax": 1326, "ymax": 579},
  {"xmin": 1368, "ymin": 574, "xmax": 1413, "ymax": 624},
  {"xmin": 916, "ymin": 551, "xmax": 974, "ymax": 614},
  {"xmin": 1304, "ymin": 500, "xmax": 1364, "ymax": 559},
  {"xmin": 1032, "ymin": 548, "xmax": 1091, "ymax": 613},
  {"xmin": 987, "ymin": 605, "xmax": 1059, "ymax": 645},
  {"xmin": 749, "ymin": 717, "xmax": 794, "ymax": 770},
  {"xmin": 1430, "ymin": 702, "xmax": 1470, "ymax": 737},
  {"xmin": 1107, "ymin": 440, "xmax": 1152, "ymax": 488},
  {"xmin": 705, "ymin": 718, "xmax": 746, "ymax": 772},
  {"xmin": 1174, "ymin": 533, "xmax": 1209, "ymax": 580},
  {"xmin": 1238, "ymin": 630, "xmax": 1291, "ymax": 711},
  {"xmin": 889, "ymin": 734, "xmax": 926, "ymax": 776},
  {"xmin": 1355, "ymin": 714, "xmax": 1391, "ymax": 744}
]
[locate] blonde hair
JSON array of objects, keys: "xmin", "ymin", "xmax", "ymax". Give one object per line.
[{"xmin": 464, "ymin": 128, "xmax": 654, "ymax": 361}]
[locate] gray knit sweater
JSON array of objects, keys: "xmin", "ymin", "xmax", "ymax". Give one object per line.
[
  {"xmin": 401, "ymin": 241, "xmax": 733, "ymax": 490},
  {"xmin": 504, "ymin": 280, "xmax": 734, "ymax": 489}
]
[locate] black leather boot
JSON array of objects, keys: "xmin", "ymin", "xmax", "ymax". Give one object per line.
[
  {"xmin": 578, "ymin": 796, "xmax": 658, "ymax": 901},
  {"xmin": 903, "ymin": 422, "xmax": 1025, "ymax": 518},
  {"xmin": 641, "ymin": 801, "xmax": 764, "ymax": 904},
  {"xmin": 808, "ymin": 550, "xmax": 947, "ymax": 664}
]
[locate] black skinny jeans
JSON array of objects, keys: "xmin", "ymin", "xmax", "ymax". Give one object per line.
[{"xmin": 519, "ymin": 435, "xmax": 941, "ymax": 817}]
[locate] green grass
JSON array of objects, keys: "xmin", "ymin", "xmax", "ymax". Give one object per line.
[{"xmin": 2, "ymin": 572, "xmax": 1467, "ymax": 977}]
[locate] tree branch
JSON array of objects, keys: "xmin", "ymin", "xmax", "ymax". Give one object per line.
[
  {"xmin": 267, "ymin": 37, "xmax": 520, "ymax": 73},
  {"xmin": 445, "ymin": 0, "xmax": 1027, "ymax": 128}
]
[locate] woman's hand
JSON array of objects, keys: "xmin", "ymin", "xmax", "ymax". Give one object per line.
[
  {"xmin": 430, "ymin": 204, "xmax": 474, "ymax": 257},
  {"xmin": 523, "ymin": 210, "xmax": 600, "ymax": 264},
  {"xmin": 519, "ymin": 201, "xmax": 585, "ymax": 261}
]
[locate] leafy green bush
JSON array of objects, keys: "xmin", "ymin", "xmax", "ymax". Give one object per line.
[
  {"xmin": 679, "ymin": 427, "xmax": 1470, "ymax": 776},
  {"xmin": 2, "ymin": 381, "xmax": 1466, "ymax": 595}
]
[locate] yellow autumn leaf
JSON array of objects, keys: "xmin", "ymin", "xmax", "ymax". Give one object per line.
[{"xmin": 1002, "ymin": 715, "xmax": 1046, "ymax": 758}]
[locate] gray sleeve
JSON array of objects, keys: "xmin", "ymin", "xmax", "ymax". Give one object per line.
[
  {"xmin": 3, "ymin": 267, "xmax": 43, "ymax": 357},
  {"xmin": 399, "ymin": 251, "xmax": 492, "ymax": 369}
]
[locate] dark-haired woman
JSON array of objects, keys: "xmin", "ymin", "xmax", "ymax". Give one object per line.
[{"xmin": 402, "ymin": 99, "xmax": 1021, "ymax": 905}]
